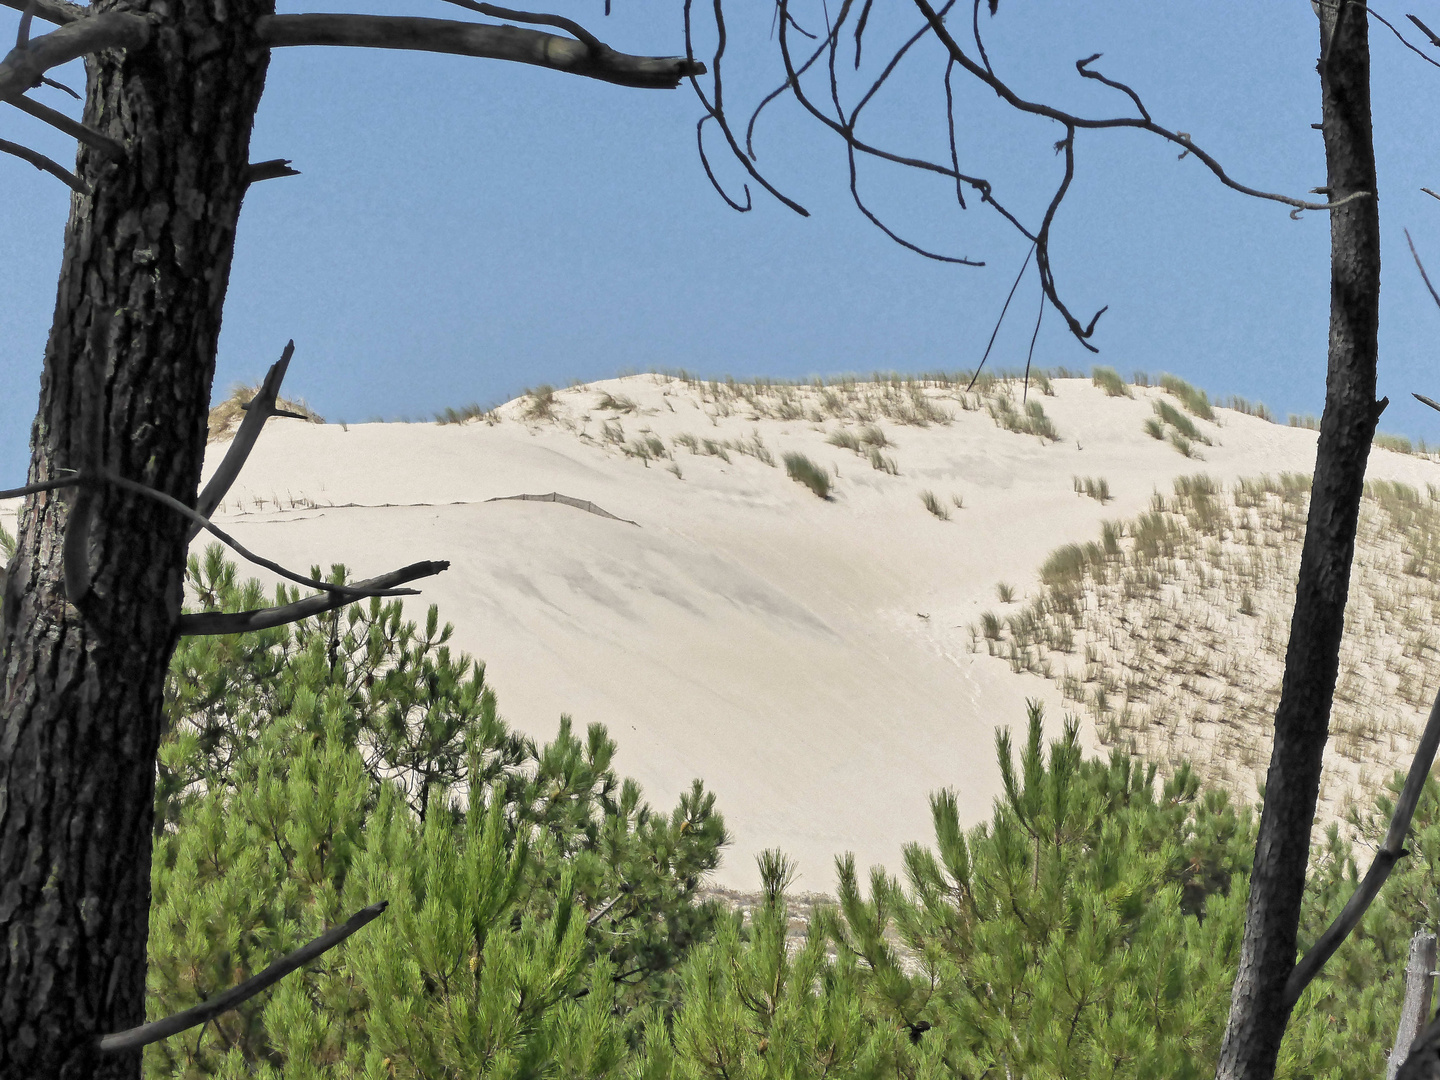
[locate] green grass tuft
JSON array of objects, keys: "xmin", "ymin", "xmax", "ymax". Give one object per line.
[
  {"xmin": 920, "ymin": 490, "xmax": 950, "ymax": 520},
  {"xmin": 1091, "ymin": 366, "xmax": 1132, "ymax": 398},
  {"xmin": 784, "ymin": 453, "xmax": 832, "ymax": 498},
  {"xmin": 1159, "ymin": 374, "xmax": 1215, "ymax": 420}
]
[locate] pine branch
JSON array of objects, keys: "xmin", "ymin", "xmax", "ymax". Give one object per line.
[{"xmin": 0, "ymin": 10, "xmax": 154, "ymax": 100}]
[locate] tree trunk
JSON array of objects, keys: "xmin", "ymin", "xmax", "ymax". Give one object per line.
[
  {"xmin": 0, "ymin": 0, "xmax": 272, "ymax": 1074},
  {"xmin": 1215, "ymin": 6, "xmax": 1381, "ymax": 1079}
]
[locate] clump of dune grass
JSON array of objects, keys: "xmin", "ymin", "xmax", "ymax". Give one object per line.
[
  {"xmin": 596, "ymin": 391, "xmax": 638, "ymax": 413},
  {"xmin": 951, "ymin": 493, "xmax": 964, "ymax": 510},
  {"xmin": 1288, "ymin": 413, "xmax": 1320, "ymax": 430},
  {"xmin": 859, "ymin": 424, "xmax": 890, "ymax": 448},
  {"xmin": 868, "ymin": 449, "xmax": 898, "ymax": 474},
  {"xmin": 1132, "ymin": 371, "xmax": 1152, "ymax": 387},
  {"xmin": 1143, "ymin": 417, "xmax": 1165, "ymax": 440},
  {"xmin": 827, "ymin": 429, "xmax": 861, "ymax": 452},
  {"xmin": 1222, "ymin": 395, "xmax": 1274, "ymax": 423},
  {"xmin": 997, "ymin": 582, "xmax": 1016, "ymax": 603},
  {"xmin": 1091, "ymin": 366, "xmax": 1131, "ymax": 398},
  {"xmin": 673, "ymin": 432, "xmax": 699, "ymax": 453},
  {"xmin": 784, "ymin": 452, "xmax": 832, "ymax": 498},
  {"xmin": 436, "ymin": 402, "xmax": 496, "ymax": 426},
  {"xmin": 1159, "ymin": 374, "xmax": 1214, "ymax": 420},
  {"xmin": 521, "ymin": 385, "xmax": 558, "ymax": 420},
  {"xmin": 1153, "ymin": 400, "xmax": 1209, "ymax": 443},
  {"xmin": 986, "ymin": 391, "xmax": 1059, "ymax": 442},
  {"xmin": 920, "ymin": 490, "xmax": 950, "ymax": 520},
  {"xmin": 1073, "ymin": 476, "xmax": 1112, "ymax": 503},
  {"xmin": 624, "ymin": 434, "xmax": 668, "ymax": 466},
  {"xmin": 208, "ymin": 383, "xmax": 323, "ymax": 441}
]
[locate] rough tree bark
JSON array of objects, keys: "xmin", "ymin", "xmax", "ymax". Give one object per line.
[
  {"xmin": 0, "ymin": 0, "xmax": 274, "ymax": 1074},
  {"xmin": 1215, "ymin": 4, "xmax": 1382, "ymax": 1078}
]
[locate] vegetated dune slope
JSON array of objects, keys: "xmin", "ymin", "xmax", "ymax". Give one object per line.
[{"xmin": 10, "ymin": 373, "xmax": 1437, "ymax": 891}]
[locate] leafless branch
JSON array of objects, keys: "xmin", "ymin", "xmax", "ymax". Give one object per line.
[
  {"xmin": 1284, "ymin": 685, "xmax": 1440, "ymax": 1009},
  {"xmin": 245, "ymin": 158, "xmax": 300, "ymax": 184},
  {"xmin": 0, "ymin": 10, "xmax": 153, "ymax": 100},
  {"xmin": 1406, "ymin": 228, "xmax": 1440, "ymax": 311},
  {"xmin": 5, "ymin": 92, "xmax": 123, "ymax": 158},
  {"xmin": 97, "ymin": 902, "xmax": 388, "ymax": 1053},
  {"xmin": 435, "ymin": 0, "xmax": 603, "ymax": 54},
  {"xmin": 684, "ymin": 0, "xmax": 808, "ymax": 216},
  {"xmin": 257, "ymin": 14, "xmax": 704, "ymax": 90},
  {"xmin": 967, "ymin": 243, "xmax": 1034, "ymax": 390},
  {"xmin": 1409, "ymin": 13, "xmax": 1440, "ymax": 47},
  {"xmin": 190, "ymin": 341, "xmax": 298, "ymax": 538},
  {"xmin": 911, "ymin": 0, "xmax": 1366, "ymax": 215},
  {"xmin": 2, "ymin": 473, "xmax": 424, "ymax": 600},
  {"xmin": 1415, "ymin": 393, "xmax": 1440, "ymax": 413},
  {"xmin": 0, "ymin": 0, "xmax": 84, "ymax": 27},
  {"xmin": 1367, "ymin": 6, "xmax": 1440, "ymax": 68},
  {"xmin": 0, "ymin": 133, "xmax": 85, "ymax": 190},
  {"xmin": 180, "ymin": 560, "xmax": 449, "ymax": 636}
]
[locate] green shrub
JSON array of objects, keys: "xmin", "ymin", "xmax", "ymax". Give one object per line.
[{"xmin": 784, "ymin": 452, "xmax": 832, "ymax": 498}]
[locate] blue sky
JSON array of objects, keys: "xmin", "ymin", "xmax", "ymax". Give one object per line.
[{"xmin": 4, "ymin": 2, "xmax": 1440, "ymax": 481}]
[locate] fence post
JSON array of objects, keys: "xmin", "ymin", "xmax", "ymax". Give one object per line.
[{"xmin": 1389, "ymin": 930, "xmax": 1438, "ymax": 1080}]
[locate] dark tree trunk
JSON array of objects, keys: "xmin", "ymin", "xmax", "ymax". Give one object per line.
[
  {"xmin": 0, "ymin": 0, "xmax": 272, "ymax": 1074},
  {"xmin": 1215, "ymin": 6, "xmax": 1381, "ymax": 1079}
]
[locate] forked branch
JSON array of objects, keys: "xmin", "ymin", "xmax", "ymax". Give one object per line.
[
  {"xmin": 0, "ymin": 133, "xmax": 85, "ymax": 190},
  {"xmin": 97, "ymin": 902, "xmax": 389, "ymax": 1053},
  {"xmin": 0, "ymin": 10, "xmax": 153, "ymax": 100}
]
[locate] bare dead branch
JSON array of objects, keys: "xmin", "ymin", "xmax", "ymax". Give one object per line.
[
  {"xmin": 968, "ymin": 243, "xmax": 1033, "ymax": 391},
  {"xmin": 1284, "ymin": 684, "xmax": 1440, "ymax": 1010},
  {"xmin": 1415, "ymin": 393, "xmax": 1440, "ymax": 413},
  {"xmin": 245, "ymin": 158, "xmax": 300, "ymax": 184},
  {"xmin": 1368, "ymin": 6, "xmax": 1440, "ymax": 68},
  {"xmin": 910, "ymin": 0, "xmax": 1366, "ymax": 216},
  {"xmin": 190, "ymin": 341, "xmax": 296, "ymax": 539},
  {"xmin": 16, "ymin": 0, "xmax": 34, "ymax": 48},
  {"xmin": 0, "ymin": 133, "xmax": 85, "ymax": 190},
  {"xmin": 0, "ymin": 0, "xmax": 84, "ymax": 27},
  {"xmin": 257, "ymin": 14, "xmax": 704, "ymax": 90},
  {"xmin": 436, "ymin": 0, "xmax": 603, "ymax": 54},
  {"xmin": 97, "ymin": 902, "xmax": 388, "ymax": 1053},
  {"xmin": 5, "ymin": 92, "xmax": 123, "ymax": 158},
  {"xmin": 0, "ymin": 10, "xmax": 153, "ymax": 100},
  {"xmin": 2, "ymin": 473, "xmax": 423, "ymax": 599},
  {"xmin": 684, "ymin": 0, "xmax": 808, "ymax": 215},
  {"xmin": 1409, "ymin": 13, "xmax": 1440, "ymax": 48},
  {"xmin": 1406, "ymin": 228, "xmax": 1440, "ymax": 311},
  {"xmin": 180, "ymin": 560, "xmax": 449, "ymax": 636}
]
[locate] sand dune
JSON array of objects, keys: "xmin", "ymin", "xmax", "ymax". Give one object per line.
[{"xmin": 7, "ymin": 373, "xmax": 1439, "ymax": 891}]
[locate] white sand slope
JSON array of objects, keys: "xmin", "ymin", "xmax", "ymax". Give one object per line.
[{"xmin": 8, "ymin": 374, "xmax": 1440, "ymax": 891}]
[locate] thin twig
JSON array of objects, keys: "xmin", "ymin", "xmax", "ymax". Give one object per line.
[
  {"xmin": 0, "ymin": 473, "xmax": 421, "ymax": 599},
  {"xmin": 1406, "ymin": 228, "xmax": 1440, "ymax": 311},
  {"xmin": 1368, "ymin": 6, "xmax": 1440, "ymax": 68},
  {"xmin": 0, "ymin": 134, "xmax": 86, "ymax": 191},
  {"xmin": 684, "ymin": 0, "xmax": 808, "ymax": 215},
  {"xmin": 97, "ymin": 902, "xmax": 389, "ymax": 1053},
  {"xmin": 434, "ymin": 0, "xmax": 604, "ymax": 53},
  {"xmin": 911, "ymin": 0, "xmax": 1367, "ymax": 216},
  {"xmin": 180, "ymin": 561, "xmax": 449, "ymax": 636},
  {"xmin": 968, "ymin": 242, "xmax": 1034, "ymax": 391},
  {"xmin": 1284, "ymin": 685, "xmax": 1440, "ymax": 1009}
]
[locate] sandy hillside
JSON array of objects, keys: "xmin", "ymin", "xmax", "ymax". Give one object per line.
[{"xmin": 6, "ymin": 372, "xmax": 1440, "ymax": 891}]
